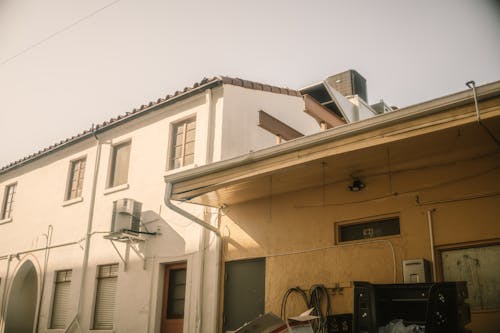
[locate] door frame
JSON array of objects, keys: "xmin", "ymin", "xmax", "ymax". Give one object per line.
[{"xmin": 161, "ymin": 262, "xmax": 187, "ymax": 333}]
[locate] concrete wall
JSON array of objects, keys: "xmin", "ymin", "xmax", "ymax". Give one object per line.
[{"xmin": 219, "ymin": 137, "xmax": 500, "ymax": 332}]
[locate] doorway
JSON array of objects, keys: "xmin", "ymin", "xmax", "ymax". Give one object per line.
[
  {"xmin": 4, "ymin": 260, "xmax": 39, "ymax": 333},
  {"xmin": 161, "ymin": 262, "xmax": 187, "ymax": 333},
  {"xmin": 223, "ymin": 258, "xmax": 265, "ymax": 332}
]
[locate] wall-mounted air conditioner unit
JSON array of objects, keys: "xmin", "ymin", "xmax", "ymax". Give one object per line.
[{"xmin": 111, "ymin": 198, "xmax": 142, "ymax": 233}]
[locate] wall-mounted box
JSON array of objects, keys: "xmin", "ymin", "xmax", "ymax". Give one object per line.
[{"xmin": 403, "ymin": 259, "xmax": 431, "ymax": 283}]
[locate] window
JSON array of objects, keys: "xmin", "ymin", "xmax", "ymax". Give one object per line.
[
  {"xmin": 93, "ymin": 264, "xmax": 119, "ymax": 330},
  {"xmin": 1, "ymin": 183, "xmax": 17, "ymax": 220},
  {"xmin": 50, "ymin": 270, "xmax": 72, "ymax": 329},
  {"xmin": 166, "ymin": 266, "xmax": 187, "ymax": 318},
  {"xmin": 169, "ymin": 118, "xmax": 196, "ymax": 169},
  {"xmin": 337, "ymin": 217, "xmax": 400, "ymax": 242},
  {"xmin": 108, "ymin": 141, "xmax": 131, "ymax": 188},
  {"xmin": 441, "ymin": 244, "xmax": 500, "ymax": 310},
  {"xmin": 66, "ymin": 158, "xmax": 86, "ymax": 200}
]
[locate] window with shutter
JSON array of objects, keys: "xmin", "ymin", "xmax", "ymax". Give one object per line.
[
  {"xmin": 93, "ymin": 264, "xmax": 119, "ymax": 330},
  {"xmin": 50, "ymin": 270, "xmax": 72, "ymax": 329},
  {"xmin": 108, "ymin": 141, "xmax": 131, "ymax": 188}
]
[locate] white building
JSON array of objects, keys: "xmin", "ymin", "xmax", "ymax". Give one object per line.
[{"xmin": 0, "ymin": 76, "xmax": 321, "ymax": 333}]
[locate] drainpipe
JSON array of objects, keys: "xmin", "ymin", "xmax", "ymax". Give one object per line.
[
  {"xmin": 35, "ymin": 224, "xmax": 54, "ymax": 332},
  {"xmin": 163, "ymin": 182, "xmax": 221, "ymax": 333},
  {"xmin": 66, "ymin": 128, "xmax": 103, "ymax": 332},
  {"xmin": 427, "ymin": 209, "xmax": 437, "ymax": 282}
]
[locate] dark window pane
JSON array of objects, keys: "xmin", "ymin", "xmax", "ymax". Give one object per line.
[
  {"xmin": 339, "ymin": 217, "xmax": 400, "ymax": 242},
  {"xmin": 167, "ymin": 268, "xmax": 186, "ymax": 318}
]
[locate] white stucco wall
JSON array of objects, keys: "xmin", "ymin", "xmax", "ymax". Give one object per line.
[
  {"xmin": 219, "ymin": 84, "xmax": 319, "ymax": 160},
  {"xmin": 0, "ymin": 82, "xmax": 320, "ymax": 333}
]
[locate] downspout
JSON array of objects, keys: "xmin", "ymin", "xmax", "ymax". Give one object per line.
[
  {"xmin": 35, "ymin": 224, "xmax": 53, "ymax": 332},
  {"xmin": 66, "ymin": 128, "xmax": 103, "ymax": 332},
  {"xmin": 164, "ymin": 182, "xmax": 221, "ymax": 333},
  {"xmin": 467, "ymin": 80, "xmax": 500, "ymax": 146},
  {"xmin": 427, "ymin": 209, "xmax": 437, "ymax": 282},
  {"xmin": 163, "ymin": 87, "xmax": 222, "ymax": 333}
]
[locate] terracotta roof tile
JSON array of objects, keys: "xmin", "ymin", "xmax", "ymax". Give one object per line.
[{"xmin": 0, "ymin": 75, "xmax": 301, "ymax": 174}]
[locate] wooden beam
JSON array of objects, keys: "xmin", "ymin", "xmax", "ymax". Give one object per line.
[
  {"xmin": 258, "ymin": 110, "xmax": 304, "ymax": 141},
  {"xmin": 303, "ymin": 94, "xmax": 346, "ymax": 129}
]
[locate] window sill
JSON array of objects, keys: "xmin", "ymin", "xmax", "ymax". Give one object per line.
[
  {"xmin": 164, "ymin": 164, "xmax": 196, "ymax": 176},
  {"xmin": 104, "ymin": 183, "xmax": 129, "ymax": 195},
  {"xmin": 62, "ymin": 197, "xmax": 83, "ymax": 207},
  {"xmin": 0, "ymin": 217, "xmax": 13, "ymax": 225}
]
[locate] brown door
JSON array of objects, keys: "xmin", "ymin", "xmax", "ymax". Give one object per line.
[{"xmin": 161, "ymin": 262, "xmax": 187, "ymax": 333}]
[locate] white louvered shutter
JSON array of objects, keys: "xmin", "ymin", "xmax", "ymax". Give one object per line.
[
  {"xmin": 50, "ymin": 270, "xmax": 72, "ymax": 329},
  {"xmin": 93, "ymin": 264, "xmax": 119, "ymax": 330}
]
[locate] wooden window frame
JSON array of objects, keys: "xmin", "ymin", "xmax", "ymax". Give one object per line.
[
  {"xmin": 65, "ymin": 157, "xmax": 86, "ymax": 201},
  {"xmin": 1, "ymin": 183, "xmax": 17, "ymax": 220},
  {"xmin": 168, "ymin": 117, "xmax": 196, "ymax": 170}
]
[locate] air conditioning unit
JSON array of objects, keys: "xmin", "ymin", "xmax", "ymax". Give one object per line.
[{"xmin": 111, "ymin": 198, "xmax": 142, "ymax": 233}]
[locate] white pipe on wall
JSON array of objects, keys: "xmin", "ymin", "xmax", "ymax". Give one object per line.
[{"xmin": 427, "ymin": 208, "xmax": 437, "ymax": 282}]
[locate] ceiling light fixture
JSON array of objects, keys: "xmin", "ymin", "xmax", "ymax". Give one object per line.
[{"xmin": 349, "ymin": 179, "xmax": 365, "ymax": 192}]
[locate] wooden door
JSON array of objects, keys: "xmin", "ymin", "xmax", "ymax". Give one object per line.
[{"xmin": 161, "ymin": 262, "xmax": 187, "ymax": 333}]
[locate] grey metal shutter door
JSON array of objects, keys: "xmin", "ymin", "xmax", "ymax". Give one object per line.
[
  {"xmin": 50, "ymin": 281, "xmax": 71, "ymax": 328},
  {"xmin": 93, "ymin": 277, "xmax": 117, "ymax": 329}
]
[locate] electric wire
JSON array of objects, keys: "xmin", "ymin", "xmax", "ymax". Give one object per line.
[
  {"xmin": 0, "ymin": 0, "xmax": 122, "ymax": 67},
  {"xmin": 280, "ymin": 287, "xmax": 309, "ymax": 320}
]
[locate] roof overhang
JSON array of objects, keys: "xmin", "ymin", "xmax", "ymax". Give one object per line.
[{"xmin": 166, "ymin": 81, "xmax": 500, "ymax": 207}]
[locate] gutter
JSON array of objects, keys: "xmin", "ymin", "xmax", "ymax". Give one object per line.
[{"xmin": 167, "ymin": 80, "xmax": 500, "ymax": 186}]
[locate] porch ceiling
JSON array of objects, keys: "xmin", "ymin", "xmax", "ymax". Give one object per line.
[{"xmin": 170, "ymin": 107, "xmax": 500, "ymax": 208}]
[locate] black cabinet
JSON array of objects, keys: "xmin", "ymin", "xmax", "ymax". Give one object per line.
[{"xmin": 353, "ymin": 281, "xmax": 470, "ymax": 333}]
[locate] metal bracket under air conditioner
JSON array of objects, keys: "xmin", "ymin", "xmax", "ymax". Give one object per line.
[{"xmin": 104, "ymin": 231, "xmax": 147, "ymax": 271}]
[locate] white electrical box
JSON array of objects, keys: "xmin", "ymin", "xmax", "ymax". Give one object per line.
[
  {"xmin": 111, "ymin": 198, "xmax": 142, "ymax": 233},
  {"xmin": 403, "ymin": 259, "xmax": 431, "ymax": 283}
]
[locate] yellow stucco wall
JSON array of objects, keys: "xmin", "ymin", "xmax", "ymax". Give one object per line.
[{"xmin": 219, "ymin": 141, "xmax": 500, "ymax": 332}]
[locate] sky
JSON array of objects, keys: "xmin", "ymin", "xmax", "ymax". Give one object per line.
[{"xmin": 1, "ymin": 0, "xmax": 499, "ymax": 168}]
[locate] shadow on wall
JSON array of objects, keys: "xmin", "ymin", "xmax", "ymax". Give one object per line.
[
  {"xmin": 139, "ymin": 211, "xmax": 186, "ymax": 257},
  {"xmin": 4, "ymin": 260, "xmax": 38, "ymax": 333}
]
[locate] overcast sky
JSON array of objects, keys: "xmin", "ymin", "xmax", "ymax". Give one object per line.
[{"xmin": 1, "ymin": 0, "xmax": 499, "ymax": 168}]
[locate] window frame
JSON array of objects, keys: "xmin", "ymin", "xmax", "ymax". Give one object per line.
[
  {"xmin": 436, "ymin": 238, "xmax": 500, "ymax": 313},
  {"xmin": 64, "ymin": 156, "xmax": 87, "ymax": 201},
  {"xmin": 1, "ymin": 182, "xmax": 17, "ymax": 221},
  {"xmin": 49, "ymin": 269, "xmax": 72, "ymax": 329},
  {"xmin": 167, "ymin": 116, "xmax": 197, "ymax": 170},
  {"xmin": 91, "ymin": 263, "xmax": 119, "ymax": 330},
  {"xmin": 106, "ymin": 140, "xmax": 131, "ymax": 189},
  {"xmin": 334, "ymin": 213, "xmax": 401, "ymax": 244}
]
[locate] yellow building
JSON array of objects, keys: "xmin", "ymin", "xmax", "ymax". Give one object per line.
[{"xmin": 167, "ymin": 81, "xmax": 500, "ymax": 333}]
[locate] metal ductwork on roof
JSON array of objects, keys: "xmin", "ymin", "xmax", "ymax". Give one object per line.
[{"xmin": 300, "ymin": 70, "xmax": 381, "ymax": 123}]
